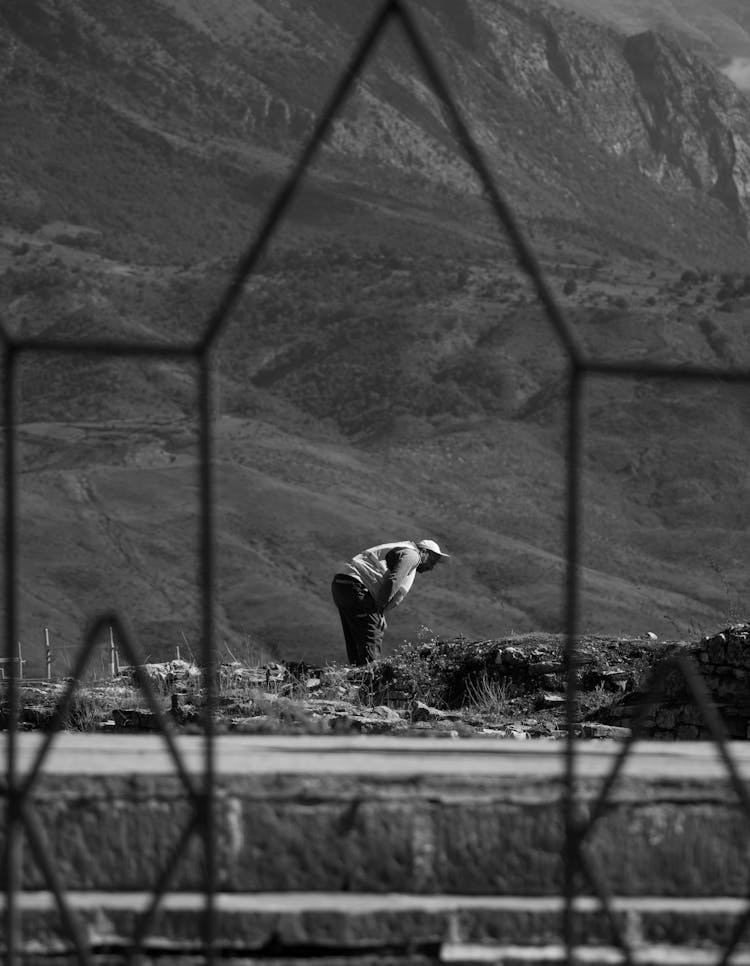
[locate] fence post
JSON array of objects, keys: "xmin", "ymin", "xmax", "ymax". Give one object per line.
[
  {"xmin": 17, "ymin": 640, "xmax": 22, "ymax": 680},
  {"xmin": 176, "ymin": 644, "xmax": 181, "ymax": 662},
  {"xmin": 45, "ymin": 628, "xmax": 51, "ymax": 680},
  {"xmin": 109, "ymin": 626, "xmax": 116, "ymax": 677}
]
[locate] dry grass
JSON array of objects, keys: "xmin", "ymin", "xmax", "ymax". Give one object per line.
[{"xmin": 463, "ymin": 672, "xmax": 513, "ymax": 718}]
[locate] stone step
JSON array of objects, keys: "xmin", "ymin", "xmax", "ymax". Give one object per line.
[
  {"xmin": 3, "ymin": 735, "xmax": 750, "ymax": 897},
  {"xmin": 4, "ymin": 892, "xmax": 750, "ymax": 961},
  {"xmin": 442, "ymin": 943, "xmax": 750, "ymax": 966}
]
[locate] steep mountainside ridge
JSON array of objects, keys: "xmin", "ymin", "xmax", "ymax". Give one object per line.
[
  {"xmin": 3, "ymin": 0, "xmax": 750, "ymax": 248},
  {"xmin": 624, "ymin": 31, "xmax": 750, "ymax": 218},
  {"xmin": 467, "ymin": 1, "xmax": 750, "ymax": 232}
]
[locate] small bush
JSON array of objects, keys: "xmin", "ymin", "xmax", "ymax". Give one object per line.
[
  {"xmin": 62, "ymin": 692, "xmax": 103, "ymax": 731},
  {"xmin": 374, "ymin": 637, "xmax": 503, "ymax": 708},
  {"xmin": 463, "ymin": 672, "xmax": 512, "ymax": 716}
]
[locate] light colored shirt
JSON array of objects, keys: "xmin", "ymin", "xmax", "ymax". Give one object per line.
[{"xmin": 344, "ymin": 541, "xmax": 422, "ymax": 612}]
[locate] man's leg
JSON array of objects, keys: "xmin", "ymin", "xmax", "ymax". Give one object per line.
[
  {"xmin": 337, "ymin": 604, "xmax": 361, "ymax": 664},
  {"xmin": 360, "ymin": 611, "xmax": 384, "ymax": 663},
  {"xmin": 331, "ymin": 576, "xmax": 384, "ymax": 666}
]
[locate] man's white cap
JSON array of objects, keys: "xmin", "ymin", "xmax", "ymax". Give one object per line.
[{"xmin": 416, "ymin": 539, "xmax": 450, "ymax": 558}]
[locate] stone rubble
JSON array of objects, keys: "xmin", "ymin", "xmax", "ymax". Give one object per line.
[{"xmin": 7, "ymin": 626, "xmax": 749, "ymax": 740}]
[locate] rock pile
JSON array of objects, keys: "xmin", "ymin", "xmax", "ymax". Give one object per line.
[{"xmin": 8, "ymin": 628, "xmax": 747, "ymax": 740}]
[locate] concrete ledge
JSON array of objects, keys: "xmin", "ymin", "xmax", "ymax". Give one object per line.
[
  {"xmin": 9, "ymin": 733, "xmax": 750, "ymax": 779},
  {"xmin": 3, "ymin": 737, "xmax": 750, "ymax": 960},
  {"xmin": 2, "ymin": 736, "xmax": 750, "ymax": 896},
  {"xmin": 442, "ymin": 944, "xmax": 750, "ymax": 965},
  {"xmin": 4, "ymin": 893, "xmax": 750, "ymax": 956}
]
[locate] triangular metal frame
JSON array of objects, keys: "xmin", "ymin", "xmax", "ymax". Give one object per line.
[
  {"xmin": 2, "ymin": 612, "xmax": 203, "ymax": 963},
  {"xmin": 3, "ymin": 2, "xmax": 750, "ymax": 965},
  {"xmin": 564, "ymin": 650, "xmax": 750, "ymax": 964}
]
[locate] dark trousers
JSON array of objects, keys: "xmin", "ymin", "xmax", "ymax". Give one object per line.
[{"xmin": 331, "ymin": 574, "xmax": 384, "ymax": 665}]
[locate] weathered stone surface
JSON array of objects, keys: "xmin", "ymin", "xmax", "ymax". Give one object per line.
[
  {"xmin": 4, "ymin": 736, "xmax": 750, "ymax": 961},
  {"xmin": 5, "ymin": 893, "xmax": 750, "ymax": 961},
  {"xmin": 412, "ymin": 702, "xmax": 460, "ymax": 724},
  {"xmin": 4, "ymin": 735, "xmax": 750, "ymax": 898},
  {"xmin": 580, "ymin": 723, "xmax": 631, "ymax": 740}
]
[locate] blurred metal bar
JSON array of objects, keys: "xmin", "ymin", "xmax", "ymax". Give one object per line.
[
  {"xmin": 584, "ymin": 358, "xmax": 750, "ymax": 382},
  {"xmin": 563, "ymin": 364, "xmax": 582, "ymax": 966},
  {"xmin": 2, "ymin": 344, "xmax": 20, "ymax": 966},
  {"xmin": 677, "ymin": 654, "xmax": 750, "ymax": 817},
  {"xmin": 579, "ymin": 850, "xmax": 634, "ymax": 966},
  {"xmin": 394, "ymin": 0, "xmax": 584, "ymax": 365},
  {"xmin": 198, "ymin": 354, "xmax": 217, "ymax": 965},
  {"xmin": 110, "ymin": 613, "xmax": 202, "ymax": 802},
  {"xmin": 2, "ymin": 3, "xmax": 750, "ymax": 965},
  {"xmin": 128, "ymin": 810, "xmax": 202, "ymax": 966},
  {"xmin": 13, "ymin": 336, "xmax": 198, "ymax": 359},
  {"xmin": 17, "ymin": 620, "xmax": 104, "ymax": 801},
  {"xmin": 21, "ymin": 802, "xmax": 93, "ymax": 966},
  {"xmin": 18, "ymin": 613, "xmax": 200, "ymax": 803},
  {"xmin": 200, "ymin": 0, "xmax": 399, "ymax": 350}
]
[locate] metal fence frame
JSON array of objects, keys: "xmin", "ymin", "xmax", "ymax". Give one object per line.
[{"xmin": 3, "ymin": 2, "xmax": 750, "ymax": 964}]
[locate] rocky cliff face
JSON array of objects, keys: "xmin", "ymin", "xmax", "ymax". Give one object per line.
[
  {"xmin": 4, "ymin": 0, "xmax": 750, "ymax": 236},
  {"xmin": 411, "ymin": 0, "xmax": 750, "ymax": 232},
  {"xmin": 624, "ymin": 31, "xmax": 750, "ymax": 220}
]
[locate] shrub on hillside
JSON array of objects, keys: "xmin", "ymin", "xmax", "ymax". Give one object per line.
[
  {"xmin": 717, "ymin": 281, "xmax": 735, "ymax": 302},
  {"xmin": 374, "ymin": 637, "xmax": 503, "ymax": 708}
]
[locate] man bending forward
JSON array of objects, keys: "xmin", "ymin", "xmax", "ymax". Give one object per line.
[{"xmin": 331, "ymin": 539, "xmax": 449, "ymax": 665}]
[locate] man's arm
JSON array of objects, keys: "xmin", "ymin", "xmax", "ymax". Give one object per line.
[{"xmin": 375, "ymin": 546, "xmax": 420, "ymax": 611}]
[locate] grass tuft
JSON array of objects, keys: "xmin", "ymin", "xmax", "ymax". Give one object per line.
[{"xmin": 463, "ymin": 672, "xmax": 512, "ymax": 717}]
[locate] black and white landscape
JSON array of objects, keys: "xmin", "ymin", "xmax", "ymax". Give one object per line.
[{"xmin": 2, "ymin": 0, "xmax": 750, "ymax": 673}]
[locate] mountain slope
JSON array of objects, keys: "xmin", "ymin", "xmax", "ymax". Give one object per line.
[{"xmin": 2, "ymin": 0, "xmax": 750, "ymax": 672}]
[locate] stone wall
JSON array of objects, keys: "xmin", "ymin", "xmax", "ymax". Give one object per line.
[
  {"xmin": 599, "ymin": 624, "xmax": 750, "ymax": 739},
  {"xmin": 3, "ymin": 735, "xmax": 750, "ymax": 965}
]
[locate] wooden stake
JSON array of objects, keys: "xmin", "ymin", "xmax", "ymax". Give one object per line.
[{"xmin": 109, "ymin": 626, "xmax": 116, "ymax": 677}]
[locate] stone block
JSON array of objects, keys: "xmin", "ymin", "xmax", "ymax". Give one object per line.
[
  {"xmin": 528, "ymin": 662, "xmax": 564, "ymax": 676},
  {"xmin": 655, "ymin": 707, "xmax": 678, "ymax": 730},
  {"xmin": 11, "ymin": 779, "xmax": 197, "ymax": 890},
  {"xmin": 678, "ymin": 704, "xmax": 703, "ymax": 727},
  {"xmin": 703, "ymin": 634, "xmax": 727, "ymax": 664},
  {"xmin": 726, "ymin": 637, "xmax": 749, "ymax": 666},
  {"xmin": 222, "ymin": 798, "xmax": 420, "ymax": 892},
  {"xmin": 639, "ymin": 903, "xmax": 746, "ymax": 948},
  {"xmin": 434, "ymin": 800, "xmax": 564, "ymax": 894},
  {"xmin": 584, "ymin": 803, "xmax": 750, "ymax": 896},
  {"xmin": 580, "ymin": 723, "xmax": 631, "ymax": 740},
  {"xmin": 4, "ymin": 771, "xmax": 748, "ymax": 897},
  {"xmin": 5, "ymin": 735, "xmax": 750, "ymax": 905},
  {"xmin": 9, "ymin": 893, "xmax": 750, "ymax": 963}
]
